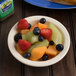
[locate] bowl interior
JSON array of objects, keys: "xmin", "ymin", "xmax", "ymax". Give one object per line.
[{"xmin": 8, "ymin": 16, "xmax": 70, "ymax": 67}]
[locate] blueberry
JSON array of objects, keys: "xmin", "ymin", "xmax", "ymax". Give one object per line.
[
  {"xmin": 14, "ymin": 33, "xmax": 22, "ymax": 43},
  {"xmin": 56, "ymin": 44, "xmax": 64, "ymax": 51},
  {"xmin": 28, "ymin": 23, "xmax": 31, "ymax": 29},
  {"xmin": 42, "ymin": 54, "xmax": 48, "ymax": 61},
  {"xmin": 33, "ymin": 27, "xmax": 40, "ymax": 35},
  {"xmin": 40, "ymin": 18, "xmax": 46, "ymax": 24},
  {"xmin": 49, "ymin": 41, "xmax": 54, "ymax": 45},
  {"xmin": 38, "ymin": 36, "xmax": 44, "ymax": 42},
  {"xmin": 24, "ymin": 53, "xmax": 31, "ymax": 59}
]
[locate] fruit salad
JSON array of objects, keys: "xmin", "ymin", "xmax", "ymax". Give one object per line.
[{"xmin": 14, "ymin": 18, "xmax": 64, "ymax": 61}]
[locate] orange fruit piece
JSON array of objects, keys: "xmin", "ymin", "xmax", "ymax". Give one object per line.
[
  {"xmin": 17, "ymin": 29, "xmax": 21, "ymax": 33},
  {"xmin": 30, "ymin": 24, "xmax": 38, "ymax": 31},
  {"xmin": 20, "ymin": 29, "xmax": 29, "ymax": 35},
  {"xmin": 46, "ymin": 45, "xmax": 58, "ymax": 56},
  {"xmin": 48, "ymin": 55, "xmax": 55, "ymax": 59},
  {"xmin": 38, "ymin": 23, "xmax": 48, "ymax": 30},
  {"xmin": 15, "ymin": 43, "xmax": 26, "ymax": 55},
  {"xmin": 30, "ymin": 46, "xmax": 47, "ymax": 61}
]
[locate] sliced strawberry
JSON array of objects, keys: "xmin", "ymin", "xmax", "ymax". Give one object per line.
[
  {"xmin": 17, "ymin": 19, "xmax": 29, "ymax": 30},
  {"xmin": 41, "ymin": 28, "xmax": 52, "ymax": 41},
  {"xmin": 18, "ymin": 39, "xmax": 31, "ymax": 51}
]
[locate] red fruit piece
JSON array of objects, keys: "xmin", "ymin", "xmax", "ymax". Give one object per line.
[
  {"xmin": 41, "ymin": 28, "xmax": 52, "ymax": 41},
  {"xmin": 17, "ymin": 19, "xmax": 29, "ymax": 30},
  {"xmin": 18, "ymin": 39, "xmax": 31, "ymax": 51}
]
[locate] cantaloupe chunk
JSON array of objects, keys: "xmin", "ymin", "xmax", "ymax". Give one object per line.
[
  {"xmin": 48, "ymin": 55, "xmax": 55, "ymax": 59},
  {"xmin": 17, "ymin": 29, "xmax": 21, "ymax": 33},
  {"xmin": 30, "ymin": 46, "xmax": 47, "ymax": 61},
  {"xmin": 15, "ymin": 43, "xmax": 26, "ymax": 55},
  {"xmin": 20, "ymin": 29, "xmax": 29, "ymax": 35},
  {"xmin": 46, "ymin": 45, "xmax": 58, "ymax": 56},
  {"xmin": 30, "ymin": 24, "xmax": 38, "ymax": 31},
  {"xmin": 38, "ymin": 23, "xmax": 48, "ymax": 30}
]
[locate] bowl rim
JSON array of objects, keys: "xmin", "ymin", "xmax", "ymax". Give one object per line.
[{"xmin": 7, "ymin": 15, "xmax": 70, "ymax": 67}]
